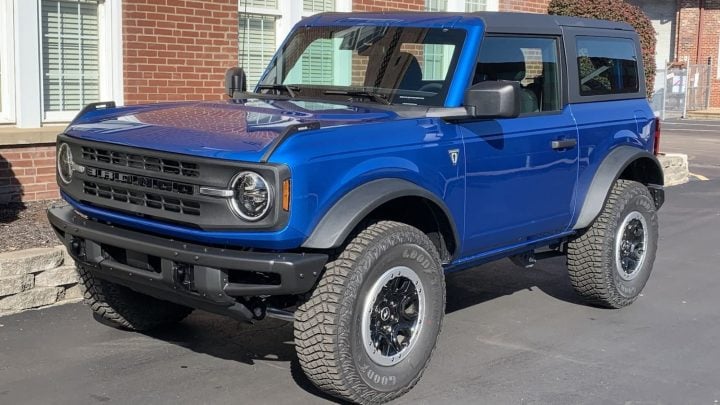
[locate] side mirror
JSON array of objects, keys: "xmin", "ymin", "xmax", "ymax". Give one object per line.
[
  {"xmin": 464, "ymin": 81, "xmax": 521, "ymax": 118},
  {"xmin": 225, "ymin": 67, "xmax": 247, "ymax": 98}
]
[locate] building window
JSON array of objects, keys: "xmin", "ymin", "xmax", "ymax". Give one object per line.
[
  {"xmin": 41, "ymin": 0, "xmax": 101, "ymax": 120},
  {"xmin": 303, "ymin": 0, "xmax": 334, "ymax": 12},
  {"xmin": 239, "ymin": 14, "xmax": 277, "ymax": 88},
  {"xmin": 238, "ymin": 0, "xmax": 339, "ymax": 89},
  {"xmin": 465, "ymin": 0, "xmax": 487, "ymax": 11},
  {"xmin": 425, "ymin": 0, "xmax": 447, "ymax": 12}
]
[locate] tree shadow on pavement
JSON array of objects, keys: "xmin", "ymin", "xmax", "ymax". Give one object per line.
[{"xmin": 0, "ymin": 152, "xmax": 26, "ymax": 224}]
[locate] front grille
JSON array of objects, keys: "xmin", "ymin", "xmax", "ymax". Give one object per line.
[
  {"xmin": 61, "ymin": 134, "xmax": 288, "ymax": 230},
  {"xmin": 83, "ymin": 181, "xmax": 201, "ymax": 216},
  {"xmin": 82, "ymin": 146, "xmax": 200, "ymax": 178}
]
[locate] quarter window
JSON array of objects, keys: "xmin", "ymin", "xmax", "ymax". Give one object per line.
[
  {"xmin": 576, "ymin": 36, "xmax": 639, "ymax": 96},
  {"xmin": 473, "ymin": 36, "xmax": 561, "ymax": 113}
]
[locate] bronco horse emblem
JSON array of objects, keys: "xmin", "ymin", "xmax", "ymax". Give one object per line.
[{"xmin": 448, "ymin": 149, "xmax": 459, "ymax": 166}]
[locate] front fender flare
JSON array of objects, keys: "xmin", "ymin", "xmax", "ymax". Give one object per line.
[
  {"xmin": 302, "ymin": 178, "xmax": 459, "ymax": 252},
  {"xmin": 573, "ymin": 146, "xmax": 663, "ymax": 230}
]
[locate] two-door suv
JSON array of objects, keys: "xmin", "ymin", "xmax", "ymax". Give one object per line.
[{"xmin": 49, "ymin": 11, "xmax": 664, "ymax": 404}]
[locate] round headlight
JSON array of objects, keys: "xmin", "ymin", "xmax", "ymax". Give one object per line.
[
  {"xmin": 57, "ymin": 143, "xmax": 74, "ymax": 184},
  {"xmin": 230, "ymin": 171, "xmax": 273, "ymax": 221}
]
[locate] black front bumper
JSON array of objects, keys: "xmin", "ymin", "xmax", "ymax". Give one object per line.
[{"xmin": 48, "ymin": 206, "xmax": 327, "ymax": 321}]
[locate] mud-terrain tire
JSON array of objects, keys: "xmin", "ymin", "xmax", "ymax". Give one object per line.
[
  {"xmin": 77, "ymin": 264, "xmax": 193, "ymax": 331},
  {"xmin": 294, "ymin": 221, "xmax": 445, "ymax": 404},
  {"xmin": 567, "ymin": 179, "xmax": 659, "ymax": 308}
]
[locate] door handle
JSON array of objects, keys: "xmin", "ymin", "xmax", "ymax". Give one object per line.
[{"xmin": 551, "ymin": 139, "xmax": 577, "ymax": 150}]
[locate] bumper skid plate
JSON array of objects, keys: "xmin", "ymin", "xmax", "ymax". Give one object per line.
[{"xmin": 48, "ymin": 206, "xmax": 327, "ymax": 321}]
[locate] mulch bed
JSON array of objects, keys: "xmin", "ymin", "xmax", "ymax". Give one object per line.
[{"xmin": 0, "ymin": 200, "xmax": 67, "ymax": 253}]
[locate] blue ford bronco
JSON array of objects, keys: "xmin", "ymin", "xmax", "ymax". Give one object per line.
[{"xmin": 49, "ymin": 11, "xmax": 664, "ymax": 404}]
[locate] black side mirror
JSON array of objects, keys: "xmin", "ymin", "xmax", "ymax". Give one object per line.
[
  {"xmin": 464, "ymin": 81, "xmax": 521, "ymax": 118},
  {"xmin": 225, "ymin": 67, "xmax": 247, "ymax": 98}
]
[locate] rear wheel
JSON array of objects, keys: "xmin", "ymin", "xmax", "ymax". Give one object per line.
[
  {"xmin": 567, "ymin": 179, "xmax": 659, "ymax": 308},
  {"xmin": 77, "ymin": 264, "xmax": 193, "ymax": 331},
  {"xmin": 294, "ymin": 221, "xmax": 445, "ymax": 404}
]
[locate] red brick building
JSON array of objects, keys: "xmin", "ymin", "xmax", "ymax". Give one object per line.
[{"xmin": 0, "ymin": 0, "xmax": 715, "ymax": 204}]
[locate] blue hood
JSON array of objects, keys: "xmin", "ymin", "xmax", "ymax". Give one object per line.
[{"xmin": 64, "ymin": 98, "xmax": 399, "ymax": 162}]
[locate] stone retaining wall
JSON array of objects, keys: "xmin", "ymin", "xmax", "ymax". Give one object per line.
[{"xmin": 0, "ymin": 246, "xmax": 82, "ymax": 316}]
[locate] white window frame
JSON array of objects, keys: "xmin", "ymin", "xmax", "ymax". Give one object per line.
[
  {"xmin": 446, "ymin": 0, "xmax": 499, "ymax": 12},
  {"xmin": 40, "ymin": 0, "xmax": 123, "ymax": 123},
  {"xmin": 0, "ymin": 0, "xmax": 16, "ymax": 123}
]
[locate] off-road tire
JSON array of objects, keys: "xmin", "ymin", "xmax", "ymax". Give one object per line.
[
  {"xmin": 567, "ymin": 179, "xmax": 659, "ymax": 308},
  {"xmin": 294, "ymin": 221, "xmax": 445, "ymax": 404},
  {"xmin": 77, "ymin": 264, "xmax": 193, "ymax": 331}
]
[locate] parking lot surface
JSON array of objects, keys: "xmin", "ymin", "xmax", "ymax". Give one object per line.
[{"xmin": 1, "ymin": 123, "xmax": 719, "ymax": 404}]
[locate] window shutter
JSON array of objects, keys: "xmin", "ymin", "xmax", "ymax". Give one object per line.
[
  {"xmin": 239, "ymin": 14, "xmax": 277, "ymax": 88},
  {"xmin": 243, "ymin": 0, "xmax": 278, "ymax": 9},
  {"xmin": 303, "ymin": 0, "xmax": 335, "ymax": 13},
  {"xmin": 425, "ymin": 0, "xmax": 447, "ymax": 11},
  {"xmin": 465, "ymin": 0, "xmax": 487, "ymax": 12},
  {"xmin": 41, "ymin": 0, "xmax": 100, "ymax": 114}
]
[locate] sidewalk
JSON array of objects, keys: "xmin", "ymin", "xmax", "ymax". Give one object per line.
[{"xmin": 686, "ymin": 108, "xmax": 720, "ymax": 120}]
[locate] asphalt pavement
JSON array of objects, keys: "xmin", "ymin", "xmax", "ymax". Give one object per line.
[
  {"xmin": 662, "ymin": 119, "xmax": 720, "ymax": 178},
  {"xmin": 1, "ymin": 121, "xmax": 719, "ymax": 405}
]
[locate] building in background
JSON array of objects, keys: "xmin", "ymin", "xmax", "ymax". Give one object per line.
[{"xmin": 0, "ymin": 0, "xmax": 717, "ymax": 204}]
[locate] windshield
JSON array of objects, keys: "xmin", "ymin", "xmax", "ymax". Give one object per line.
[{"xmin": 259, "ymin": 26, "xmax": 466, "ymax": 106}]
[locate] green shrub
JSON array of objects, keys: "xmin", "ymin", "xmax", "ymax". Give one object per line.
[{"xmin": 548, "ymin": 0, "xmax": 656, "ymax": 98}]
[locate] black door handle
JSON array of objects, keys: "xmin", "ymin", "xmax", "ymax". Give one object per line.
[{"xmin": 551, "ymin": 139, "xmax": 577, "ymax": 150}]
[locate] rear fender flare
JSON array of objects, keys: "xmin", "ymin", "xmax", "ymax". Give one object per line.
[{"xmin": 574, "ymin": 146, "xmax": 663, "ymax": 230}]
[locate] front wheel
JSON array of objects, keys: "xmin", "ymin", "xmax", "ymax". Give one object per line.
[
  {"xmin": 77, "ymin": 264, "xmax": 193, "ymax": 331},
  {"xmin": 567, "ymin": 179, "xmax": 659, "ymax": 308},
  {"xmin": 294, "ymin": 221, "xmax": 445, "ymax": 404}
]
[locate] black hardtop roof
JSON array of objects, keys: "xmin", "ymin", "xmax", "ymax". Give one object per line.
[
  {"xmin": 474, "ymin": 11, "xmax": 634, "ymax": 33},
  {"xmin": 308, "ymin": 11, "xmax": 635, "ymax": 35}
]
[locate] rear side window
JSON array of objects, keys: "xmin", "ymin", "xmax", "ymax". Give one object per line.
[{"xmin": 576, "ymin": 36, "xmax": 639, "ymax": 96}]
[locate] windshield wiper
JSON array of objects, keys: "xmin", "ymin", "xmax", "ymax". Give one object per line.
[
  {"xmin": 324, "ymin": 90, "xmax": 391, "ymax": 105},
  {"xmin": 256, "ymin": 84, "xmax": 299, "ymax": 98}
]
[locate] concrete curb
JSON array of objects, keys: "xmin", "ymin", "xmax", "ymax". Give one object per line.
[
  {"xmin": 658, "ymin": 153, "xmax": 690, "ymax": 186},
  {"xmin": 0, "ymin": 246, "xmax": 83, "ymax": 316}
]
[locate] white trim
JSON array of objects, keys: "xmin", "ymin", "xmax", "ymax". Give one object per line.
[
  {"xmin": 446, "ymin": 0, "xmax": 465, "ymax": 12},
  {"xmin": 486, "ymin": 0, "xmax": 499, "ymax": 12},
  {"xmin": 277, "ymin": 1, "xmax": 302, "ymax": 49},
  {"xmin": 717, "ymin": 34, "xmax": 720, "ymax": 80},
  {"xmin": 104, "ymin": 0, "xmax": 124, "ymax": 106},
  {"xmin": 0, "ymin": 0, "xmax": 16, "ymax": 123},
  {"xmin": 14, "ymin": 0, "xmax": 42, "ymax": 128},
  {"xmin": 336, "ymin": 0, "xmax": 351, "ymax": 12}
]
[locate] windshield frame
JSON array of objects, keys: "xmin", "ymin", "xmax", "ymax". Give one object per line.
[{"xmin": 256, "ymin": 25, "xmax": 467, "ymax": 108}]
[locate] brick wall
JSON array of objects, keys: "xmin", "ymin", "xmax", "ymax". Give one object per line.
[
  {"xmin": 500, "ymin": 0, "xmax": 550, "ymax": 13},
  {"xmin": 0, "ymin": 145, "xmax": 58, "ymax": 203},
  {"xmin": 122, "ymin": 0, "xmax": 238, "ymax": 105},
  {"xmin": 676, "ymin": 1, "xmax": 720, "ymax": 107}
]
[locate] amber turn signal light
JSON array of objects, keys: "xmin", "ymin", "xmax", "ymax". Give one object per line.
[{"xmin": 282, "ymin": 179, "xmax": 290, "ymax": 211}]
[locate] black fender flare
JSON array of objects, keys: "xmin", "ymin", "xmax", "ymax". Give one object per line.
[
  {"xmin": 573, "ymin": 146, "xmax": 663, "ymax": 230},
  {"xmin": 301, "ymin": 178, "xmax": 460, "ymax": 255}
]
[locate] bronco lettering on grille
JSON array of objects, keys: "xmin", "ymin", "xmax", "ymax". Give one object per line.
[{"xmin": 86, "ymin": 167, "xmax": 195, "ymax": 195}]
